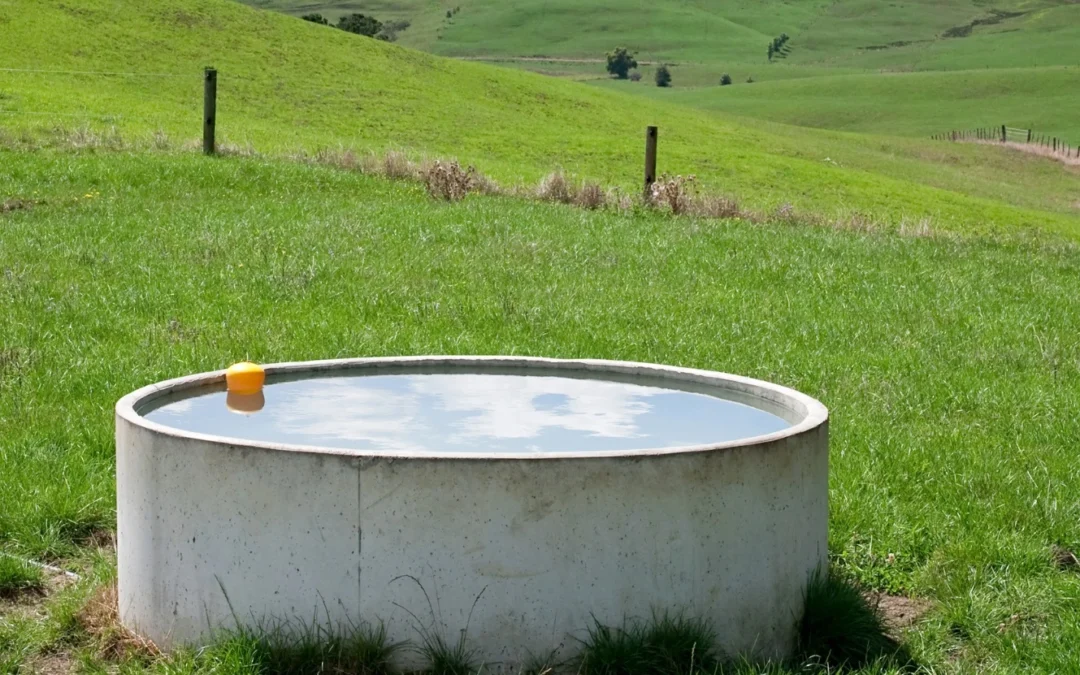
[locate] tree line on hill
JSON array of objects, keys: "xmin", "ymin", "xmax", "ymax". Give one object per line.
[
  {"xmin": 301, "ymin": 12, "xmax": 411, "ymax": 42},
  {"xmin": 605, "ymin": 47, "xmax": 673, "ymax": 87},
  {"xmin": 606, "ymin": 47, "xmax": 756, "ymax": 88}
]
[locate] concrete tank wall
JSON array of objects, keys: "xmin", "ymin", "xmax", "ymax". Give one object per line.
[{"xmin": 116, "ymin": 357, "xmax": 828, "ymax": 669}]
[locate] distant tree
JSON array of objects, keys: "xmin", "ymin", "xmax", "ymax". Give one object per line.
[
  {"xmin": 605, "ymin": 47, "xmax": 638, "ymax": 79},
  {"xmin": 446, "ymin": 9, "xmax": 453, "ymax": 18},
  {"xmin": 720, "ymin": 73, "xmax": 733, "ymax": 85},
  {"xmin": 301, "ymin": 13, "xmax": 329, "ymax": 25},
  {"xmin": 746, "ymin": 75, "xmax": 754, "ymax": 83},
  {"xmin": 768, "ymin": 43, "xmax": 775, "ymax": 61},
  {"xmin": 337, "ymin": 13, "xmax": 383, "ymax": 37},
  {"xmin": 655, "ymin": 64, "xmax": 672, "ymax": 87},
  {"xmin": 378, "ymin": 19, "xmax": 411, "ymax": 41}
]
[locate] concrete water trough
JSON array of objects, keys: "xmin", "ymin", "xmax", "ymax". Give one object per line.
[{"xmin": 116, "ymin": 356, "xmax": 828, "ymax": 667}]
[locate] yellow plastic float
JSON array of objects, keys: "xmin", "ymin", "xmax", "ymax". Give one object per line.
[
  {"xmin": 225, "ymin": 362, "xmax": 265, "ymax": 395},
  {"xmin": 225, "ymin": 362, "xmax": 265, "ymax": 414}
]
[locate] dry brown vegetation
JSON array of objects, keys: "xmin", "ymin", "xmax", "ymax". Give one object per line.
[
  {"xmin": 422, "ymin": 159, "xmax": 479, "ymax": 201},
  {"xmin": 76, "ymin": 583, "xmax": 160, "ymax": 661},
  {"xmin": 0, "ymin": 128, "xmax": 959, "ymax": 239}
]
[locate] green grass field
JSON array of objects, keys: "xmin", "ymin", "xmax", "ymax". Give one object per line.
[
  {"xmin": 1, "ymin": 0, "xmax": 1079, "ymax": 238},
  {"xmin": 3, "ymin": 148, "xmax": 1080, "ymax": 673}
]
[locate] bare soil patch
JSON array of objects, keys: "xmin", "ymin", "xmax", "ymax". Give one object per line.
[
  {"xmin": 867, "ymin": 593, "xmax": 933, "ymax": 637},
  {"xmin": 1, "ymin": 198, "xmax": 41, "ymax": 214}
]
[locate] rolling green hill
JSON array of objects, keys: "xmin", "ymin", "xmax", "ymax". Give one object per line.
[
  {"xmin": 243, "ymin": 0, "xmax": 1080, "ymax": 139},
  {"xmin": 2, "ymin": 0, "xmax": 1079, "ymax": 237},
  {"xmin": 244, "ymin": 0, "xmax": 1073, "ymax": 66}
]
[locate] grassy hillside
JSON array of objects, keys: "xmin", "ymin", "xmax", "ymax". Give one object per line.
[
  {"xmin": 246, "ymin": 0, "xmax": 1080, "ymax": 141},
  {"xmin": 1, "ymin": 0, "xmax": 1079, "ymax": 237},
  {"xmin": 245, "ymin": 0, "xmax": 1071, "ymax": 65},
  {"xmin": 4, "ymin": 149, "xmax": 1080, "ymax": 673}
]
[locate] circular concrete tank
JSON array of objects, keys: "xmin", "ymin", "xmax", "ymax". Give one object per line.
[{"xmin": 116, "ymin": 356, "xmax": 828, "ymax": 668}]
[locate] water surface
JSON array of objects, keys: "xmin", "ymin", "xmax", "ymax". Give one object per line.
[{"xmin": 144, "ymin": 372, "xmax": 791, "ymax": 453}]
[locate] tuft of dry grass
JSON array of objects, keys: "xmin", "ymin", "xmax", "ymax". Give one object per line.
[
  {"xmin": 422, "ymin": 159, "xmax": 478, "ymax": 201},
  {"xmin": 76, "ymin": 583, "xmax": 160, "ymax": 661},
  {"xmin": 150, "ymin": 130, "xmax": 172, "ymax": 152},
  {"xmin": 648, "ymin": 174, "xmax": 696, "ymax": 215},
  {"xmin": 312, "ymin": 146, "xmax": 359, "ymax": 171},
  {"xmin": 575, "ymin": 182, "xmax": 607, "ymax": 210},
  {"xmin": 47, "ymin": 125, "xmax": 126, "ymax": 152},
  {"xmin": 216, "ymin": 140, "xmax": 260, "ymax": 158},
  {"xmin": 537, "ymin": 171, "xmax": 575, "ymax": 204},
  {"xmin": 689, "ymin": 194, "xmax": 744, "ymax": 220},
  {"xmin": 382, "ymin": 150, "xmax": 418, "ymax": 180},
  {"xmin": 899, "ymin": 217, "xmax": 934, "ymax": 238}
]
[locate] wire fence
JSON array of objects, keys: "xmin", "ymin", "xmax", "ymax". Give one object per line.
[{"xmin": 932, "ymin": 125, "xmax": 1080, "ymax": 158}]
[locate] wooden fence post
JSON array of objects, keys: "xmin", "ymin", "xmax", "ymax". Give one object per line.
[
  {"xmin": 1001, "ymin": 124, "xmax": 1006, "ymax": 143},
  {"xmin": 204, "ymin": 67, "xmax": 217, "ymax": 156},
  {"xmin": 644, "ymin": 126, "xmax": 658, "ymax": 200},
  {"xmin": 1027, "ymin": 129, "xmax": 1032, "ymax": 143}
]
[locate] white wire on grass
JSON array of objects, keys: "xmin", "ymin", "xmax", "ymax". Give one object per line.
[{"xmin": 1, "ymin": 552, "xmax": 81, "ymax": 581}]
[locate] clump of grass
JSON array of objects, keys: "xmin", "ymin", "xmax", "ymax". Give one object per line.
[
  {"xmin": 150, "ymin": 130, "xmax": 173, "ymax": 152},
  {"xmin": 383, "ymin": 150, "xmax": 418, "ymax": 180},
  {"xmin": 251, "ymin": 621, "xmax": 401, "ymax": 675},
  {"xmin": 160, "ymin": 621, "xmax": 402, "ymax": 675},
  {"xmin": 898, "ymin": 217, "xmax": 934, "ymax": 238},
  {"xmin": 0, "ymin": 554, "xmax": 45, "ymax": 598},
  {"xmin": 648, "ymin": 174, "xmax": 696, "ymax": 215},
  {"xmin": 575, "ymin": 182, "xmax": 607, "ymax": 210},
  {"xmin": 416, "ymin": 631, "xmax": 478, "ymax": 675},
  {"xmin": 578, "ymin": 612, "xmax": 719, "ymax": 675},
  {"xmin": 422, "ymin": 160, "xmax": 478, "ymax": 202},
  {"xmin": 689, "ymin": 194, "xmax": 744, "ymax": 220},
  {"xmin": 798, "ymin": 569, "xmax": 911, "ymax": 669},
  {"xmin": 217, "ymin": 140, "xmax": 260, "ymax": 158},
  {"xmin": 537, "ymin": 171, "xmax": 576, "ymax": 204},
  {"xmin": 312, "ymin": 146, "xmax": 359, "ymax": 171},
  {"xmin": 520, "ymin": 649, "xmax": 558, "ymax": 675},
  {"xmin": 47, "ymin": 125, "xmax": 127, "ymax": 152}
]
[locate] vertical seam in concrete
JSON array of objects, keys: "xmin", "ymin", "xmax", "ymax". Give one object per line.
[{"xmin": 356, "ymin": 460, "xmax": 362, "ymax": 618}]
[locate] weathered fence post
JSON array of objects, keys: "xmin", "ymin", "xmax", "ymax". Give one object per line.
[
  {"xmin": 644, "ymin": 126, "xmax": 658, "ymax": 200},
  {"xmin": 1027, "ymin": 129, "xmax": 1032, "ymax": 143},
  {"xmin": 204, "ymin": 67, "xmax": 217, "ymax": 156},
  {"xmin": 1001, "ymin": 124, "xmax": 1007, "ymax": 143}
]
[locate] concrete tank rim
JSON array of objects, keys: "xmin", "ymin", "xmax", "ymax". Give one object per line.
[{"xmin": 116, "ymin": 355, "xmax": 828, "ymax": 460}]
